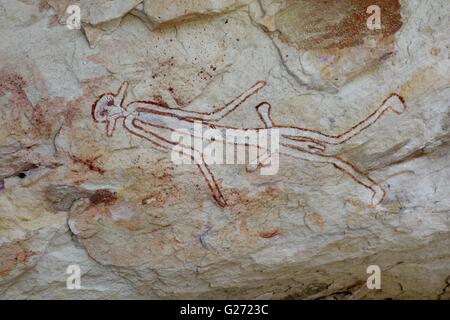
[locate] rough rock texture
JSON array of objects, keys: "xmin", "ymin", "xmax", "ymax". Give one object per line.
[
  {"xmin": 143, "ymin": 0, "xmax": 252, "ymax": 27},
  {"xmin": 0, "ymin": 0, "xmax": 449, "ymax": 299}
]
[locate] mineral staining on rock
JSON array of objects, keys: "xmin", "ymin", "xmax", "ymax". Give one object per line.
[
  {"xmin": 248, "ymin": 0, "xmax": 404, "ymax": 89},
  {"xmin": 0, "ymin": 0, "xmax": 449, "ymax": 299},
  {"xmin": 272, "ymin": 0, "xmax": 402, "ymax": 50}
]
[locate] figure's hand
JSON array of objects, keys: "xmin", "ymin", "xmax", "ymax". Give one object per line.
[{"xmin": 384, "ymin": 93, "xmax": 406, "ymax": 115}]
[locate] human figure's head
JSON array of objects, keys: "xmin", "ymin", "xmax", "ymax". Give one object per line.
[{"xmin": 92, "ymin": 82, "xmax": 128, "ymax": 136}]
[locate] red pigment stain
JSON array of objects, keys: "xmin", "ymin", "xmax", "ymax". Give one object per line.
[
  {"xmin": 89, "ymin": 189, "xmax": 117, "ymax": 206},
  {"xmin": 276, "ymin": 0, "xmax": 402, "ymax": 50}
]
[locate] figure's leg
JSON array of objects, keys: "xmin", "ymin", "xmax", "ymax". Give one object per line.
[
  {"xmin": 168, "ymin": 146, "xmax": 227, "ymax": 207},
  {"xmin": 281, "ymin": 93, "xmax": 406, "ymax": 145},
  {"xmin": 124, "ymin": 116, "xmax": 227, "ymax": 207},
  {"xmin": 194, "ymin": 152, "xmax": 227, "ymax": 207},
  {"xmin": 169, "ymin": 144, "xmax": 227, "ymax": 207},
  {"xmin": 174, "ymin": 142, "xmax": 227, "ymax": 207},
  {"xmin": 280, "ymin": 145, "xmax": 385, "ymax": 206}
]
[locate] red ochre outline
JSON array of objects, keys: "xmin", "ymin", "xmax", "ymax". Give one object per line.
[{"xmin": 91, "ymin": 81, "xmax": 406, "ymax": 208}]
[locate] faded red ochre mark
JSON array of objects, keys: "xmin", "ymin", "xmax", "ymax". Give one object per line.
[
  {"xmin": 222, "ymin": 187, "xmax": 284, "ymax": 213},
  {"xmin": 141, "ymin": 191, "xmax": 167, "ymax": 206},
  {"xmin": 70, "ymin": 155, "xmax": 105, "ymax": 174},
  {"xmin": 89, "ymin": 189, "xmax": 117, "ymax": 206},
  {"xmin": 91, "ymin": 81, "xmax": 406, "ymax": 207}
]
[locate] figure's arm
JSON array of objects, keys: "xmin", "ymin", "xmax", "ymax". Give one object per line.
[
  {"xmin": 279, "ymin": 93, "xmax": 406, "ymax": 145},
  {"xmin": 156, "ymin": 81, "xmax": 266, "ymax": 122},
  {"xmin": 124, "ymin": 115, "xmax": 227, "ymax": 207}
]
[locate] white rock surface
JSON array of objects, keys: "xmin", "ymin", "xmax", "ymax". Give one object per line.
[{"xmin": 0, "ymin": 0, "xmax": 449, "ymax": 299}]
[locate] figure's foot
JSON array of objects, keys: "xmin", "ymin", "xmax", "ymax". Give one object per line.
[
  {"xmin": 371, "ymin": 185, "xmax": 386, "ymax": 207},
  {"xmin": 212, "ymin": 192, "xmax": 227, "ymax": 208},
  {"xmin": 384, "ymin": 93, "xmax": 406, "ymax": 115}
]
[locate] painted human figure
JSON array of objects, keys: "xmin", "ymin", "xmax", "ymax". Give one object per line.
[{"xmin": 92, "ymin": 81, "xmax": 406, "ymax": 207}]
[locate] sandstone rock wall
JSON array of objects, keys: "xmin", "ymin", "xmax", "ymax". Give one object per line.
[{"xmin": 0, "ymin": 0, "xmax": 449, "ymax": 299}]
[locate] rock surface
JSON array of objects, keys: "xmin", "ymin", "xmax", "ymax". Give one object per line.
[
  {"xmin": 143, "ymin": 0, "xmax": 253, "ymax": 27},
  {"xmin": 0, "ymin": 0, "xmax": 449, "ymax": 299}
]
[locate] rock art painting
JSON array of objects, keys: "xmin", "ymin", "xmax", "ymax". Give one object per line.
[
  {"xmin": 1, "ymin": 0, "xmax": 450, "ymax": 301},
  {"xmin": 92, "ymin": 81, "xmax": 406, "ymax": 207}
]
